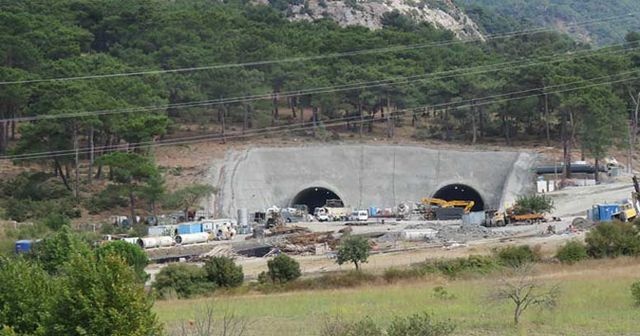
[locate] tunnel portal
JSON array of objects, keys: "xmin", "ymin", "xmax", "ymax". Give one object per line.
[
  {"xmin": 291, "ymin": 187, "xmax": 342, "ymax": 213},
  {"xmin": 433, "ymin": 184, "xmax": 485, "ymax": 211}
]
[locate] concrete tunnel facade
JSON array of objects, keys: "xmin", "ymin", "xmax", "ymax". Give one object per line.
[{"xmin": 212, "ymin": 145, "xmax": 536, "ymax": 217}]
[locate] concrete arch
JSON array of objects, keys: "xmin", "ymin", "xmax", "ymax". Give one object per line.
[
  {"xmin": 431, "ymin": 181, "xmax": 486, "ymax": 211},
  {"xmin": 288, "ymin": 181, "xmax": 348, "ymax": 208}
]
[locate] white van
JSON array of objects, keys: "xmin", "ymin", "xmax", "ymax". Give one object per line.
[{"xmin": 350, "ymin": 210, "xmax": 369, "ymax": 221}]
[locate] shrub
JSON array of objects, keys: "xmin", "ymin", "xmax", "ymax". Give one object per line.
[
  {"xmin": 631, "ymin": 281, "xmax": 640, "ymax": 306},
  {"xmin": 320, "ymin": 316, "xmax": 383, "ymax": 336},
  {"xmin": 266, "ymin": 254, "xmax": 301, "ymax": 283},
  {"xmin": 153, "ymin": 263, "xmax": 215, "ymax": 299},
  {"xmin": 555, "ymin": 240, "xmax": 588, "ymax": 264},
  {"xmin": 496, "ymin": 245, "xmax": 539, "ymax": 267},
  {"xmin": 419, "ymin": 255, "xmax": 499, "ymax": 278},
  {"xmin": 39, "ymin": 213, "xmax": 70, "ymax": 231},
  {"xmin": 387, "ymin": 313, "xmax": 456, "ymax": 336},
  {"xmin": 585, "ymin": 221, "xmax": 640, "ymax": 258},
  {"xmin": 95, "ymin": 240, "xmax": 149, "ymax": 282},
  {"xmin": 432, "ymin": 286, "xmax": 456, "ymax": 300},
  {"xmin": 203, "ymin": 256, "xmax": 244, "ymax": 288},
  {"xmin": 383, "ymin": 267, "xmax": 426, "ymax": 283},
  {"xmin": 85, "ymin": 185, "xmax": 129, "ymax": 214}
]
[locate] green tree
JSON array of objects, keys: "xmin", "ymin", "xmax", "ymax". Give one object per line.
[
  {"xmin": 555, "ymin": 240, "xmax": 588, "ymax": 264},
  {"xmin": 336, "ymin": 235, "xmax": 371, "ymax": 271},
  {"xmin": 164, "ymin": 184, "xmax": 216, "ymax": 219},
  {"xmin": 98, "ymin": 152, "xmax": 160, "ymax": 223},
  {"xmin": 46, "ymin": 254, "xmax": 162, "ymax": 335},
  {"xmin": 203, "ymin": 256, "xmax": 244, "ymax": 288},
  {"xmin": 34, "ymin": 225, "xmax": 92, "ymax": 274},
  {"xmin": 585, "ymin": 221, "xmax": 640, "ymax": 258},
  {"xmin": 153, "ymin": 263, "xmax": 215, "ymax": 299},
  {"xmin": 266, "ymin": 254, "xmax": 301, "ymax": 283},
  {"xmin": 0, "ymin": 257, "xmax": 52, "ymax": 334},
  {"xmin": 95, "ymin": 240, "xmax": 150, "ymax": 282}
]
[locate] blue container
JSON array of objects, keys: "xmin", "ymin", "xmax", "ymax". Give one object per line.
[
  {"xmin": 15, "ymin": 240, "xmax": 33, "ymax": 254},
  {"xmin": 369, "ymin": 207, "xmax": 378, "ymax": 217},
  {"xmin": 593, "ymin": 204, "xmax": 620, "ymax": 222},
  {"xmin": 177, "ymin": 222, "xmax": 203, "ymax": 234}
]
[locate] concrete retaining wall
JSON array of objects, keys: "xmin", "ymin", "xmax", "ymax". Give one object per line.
[{"xmin": 212, "ymin": 145, "xmax": 536, "ymax": 216}]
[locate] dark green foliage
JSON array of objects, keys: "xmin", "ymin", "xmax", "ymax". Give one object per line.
[
  {"xmin": 153, "ymin": 263, "xmax": 215, "ymax": 299},
  {"xmin": 95, "ymin": 240, "xmax": 149, "ymax": 282},
  {"xmin": 496, "ymin": 245, "xmax": 539, "ymax": 267},
  {"xmin": 513, "ymin": 195, "xmax": 554, "ymax": 215},
  {"xmin": 33, "ymin": 226, "xmax": 92, "ymax": 274},
  {"xmin": 336, "ymin": 235, "xmax": 371, "ymax": 270},
  {"xmin": 266, "ymin": 254, "xmax": 301, "ymax": 283},
  {"xmin": 387, "ymin": 313, "xmax": 456, "ymax": 336},
  {"xmin": 424, "ymin": 255, "xmax": 500, "ymax": 277},
  {"xmin": 555, "ymin": 240, "xmax": 588, "ymax": 264},
  {"xmin": 85, "ymin": 184, "xmax": 129, "ymax": 214},
  {"xmin": 47, "ymin": 254, "xmax": 162, "ymax": 335},
  {"xmin": 163, "ymin": 184, "xmax": 216, "ymax": 216},
  {"xmin": 0, "ymin": 232, "xmax": 161, "ymax": 335},
  {"xmin": 40, "ymin": 213, "xmax": 70, "ymax": 231},
  {"xmin": 631, "ymin": 281, "xmax": 640, "ymax": 306},
  {"xmin": 203, "ymin": 256, "xmax": 244, "ymax": 288},
  {"xmin": 0, "ymin": 258, "xmax": 52, "ymax": 334},
  {"xmin": 585, "ymin": 222, "xmax": 640, "ymax": 258}
]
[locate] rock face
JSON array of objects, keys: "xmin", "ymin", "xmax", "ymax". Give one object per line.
[{"xmin": 259, "ymin": 0, "xmax": 484, "ymax": 39}]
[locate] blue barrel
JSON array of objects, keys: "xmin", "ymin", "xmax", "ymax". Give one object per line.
[{"xmin": 15, "ymin": 240, "xmax": 33, "ymax": 254}]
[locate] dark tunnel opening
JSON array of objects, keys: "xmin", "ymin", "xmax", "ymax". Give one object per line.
[
  {"xmin": 292, "ymin": 187, "xmax": 342, "ymax": 213},
  {"xmin": 432, "ymin": 184, "xmax": 485, "ymax": 211}
]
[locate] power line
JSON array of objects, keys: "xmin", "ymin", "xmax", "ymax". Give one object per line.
[
  {"xmin": 4, "ymin": 70, "xmax": 638, "ymax": 161},
  {"xmin": 0, "ymin": 13, "xmax": 636, "ymax": 86},
  {"xmin": 1, "ymin": 43, "xmax": 634, "ymax": 123}
]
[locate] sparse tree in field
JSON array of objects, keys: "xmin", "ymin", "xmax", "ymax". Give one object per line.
[
  {"xmin": 170, "ymin": 305, "xmax": 250, "ymax": 336},
  {"xmin": 513, "ymin": 194, "xmax": 554, "ymax": 215},
  {"xmin": 489, "ymin": 264, "xmax": 560, "ymax": 325},
  {"xmin": 203, "ymin": 256, "xmax": 244, "ymax": 288},
  {"xmin": 266, "ymin": 254, "xmax": 301, "ymax": 283},
  {"xmin": 336, "ymin": 235, "xmax": 371, "ymax": 271}
]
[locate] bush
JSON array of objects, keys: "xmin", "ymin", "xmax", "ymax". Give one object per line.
[
  {"xmin": 386, "ymin": 313, "xmax": 456, "ymax": 336},
  {"xmin": 631, "ymin": 281, "xmax": 640, "ymax": 306},
  {"xmin": 203, "ymin": 256, "xmax": 244, "ymax": 288},
  {"xmin": 419, "ymin": 255, "xmax": 500, "ymax": 278},
  {"xmin": 39, "ymin": 213, "xmax": 70, "ymax": 231},
  {"xmin": 496, "ymin": 245, "xmax": 539, "ymax": 267},
  {"xmin": 383, "ymin": 267, "xmax": 426, "ymax": 283},
  {"xmin": 320, "ymin": 316, "xmax": 383, "ymax": 336},
  {"xmin": 266, "ymin": 254, "xmax": 301, "ymax": 283},
  {"xmin": 555, "ymin": 240, "xmax": 588, "ymax": 264},
  {"xmin": 585, "ymin": 221, "xmax": 640, "ymax": 258},
  {"xmin": 153, "ymin": 263, "xmax": 215, "ymax": 299},
  {"xmin": 85, "ymin": 185, "xmax": 129, "ymax": 214},
  {"xmin": 95, "ymin": 240, "xmax": 149, "ymax": 282}
]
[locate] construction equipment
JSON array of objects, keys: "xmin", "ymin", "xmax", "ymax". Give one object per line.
[
  {"xmin": 420, "ymin": 198, "xmax": 475, "ymax": 220},
  {"xmin": 482, "ymin": 208, "xmax": 546, "ymax": 227},
  {"xmin": 314, "ymin": 199, "xmax": 352, "ymax": 221}
]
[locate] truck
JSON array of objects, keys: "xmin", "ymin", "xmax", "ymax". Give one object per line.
[
  {"xmin": 483, "ymin": 208, "xmax": 546, "ymax": 227},
  {"xmin": 314, "ymin": 199, "xmax": 352, "ymax": 221}
]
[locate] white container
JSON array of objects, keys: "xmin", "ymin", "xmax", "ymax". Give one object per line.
[
  {"xmin": 238, "ymin": 208, "xmax": 248, "ymax": 227},
  {"xmin": 137, "ymin": 236, "xmax": 174, "ymax": 249},
  {"xmin": 401, "ymin": 229, "xmax": 437, "ymax": 241},
  {"xmin": 175, "ymin": 232, "xmax": 210, "ymax": 245}
]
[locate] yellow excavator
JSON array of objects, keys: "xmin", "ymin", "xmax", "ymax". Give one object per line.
[{"xmin": 420, "ymin": 198, "xmax": 475, "ymax": 220}]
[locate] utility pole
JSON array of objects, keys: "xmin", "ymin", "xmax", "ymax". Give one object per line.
[
  {"xmin": 544, "ymin": 92, "xmax": 551, "ymax": 146},
  {"xmin": 629, "ymin": 92, "xmax": 640, "ymax": 173}
]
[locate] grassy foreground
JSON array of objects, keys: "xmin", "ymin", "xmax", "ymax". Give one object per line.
[{"xmin": 155, "ymin": 258, "xmax": 640, "ymax": 336}]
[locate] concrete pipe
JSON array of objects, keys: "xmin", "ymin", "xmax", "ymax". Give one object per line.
[
  {"xmin": 175, "ymin": 232, "xmax": 210, "ymax": 245},
  {"xmin": 137, "ymin": 236, "xmax": 175, "ymax": 249}
]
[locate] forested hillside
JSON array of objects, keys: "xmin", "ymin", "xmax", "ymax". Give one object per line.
[
  {"xmin": 457, "ymin": 0, "xmax": 640, "ymax": 45},
  {"xmin": 1, "ymin": 0, "xmax": 640, "ymax": 223}
]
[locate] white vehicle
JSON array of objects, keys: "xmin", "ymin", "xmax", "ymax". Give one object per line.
[
  {"xmin": 350, "ymin": 210, "xmax": 369, "ymax": 221},
  {"xmin": 314, "ymin": 207, "xmax": 330, "ymax": 222}
]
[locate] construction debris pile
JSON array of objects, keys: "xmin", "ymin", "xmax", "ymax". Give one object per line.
[{"xmin": 277, "ymin": 231, "xmax": 338, "ymax": 255}]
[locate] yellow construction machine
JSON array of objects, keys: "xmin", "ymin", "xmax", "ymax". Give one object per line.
[{"xmin": 420, "ymin": 197, "xmax": 475, "ymax": 220}]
